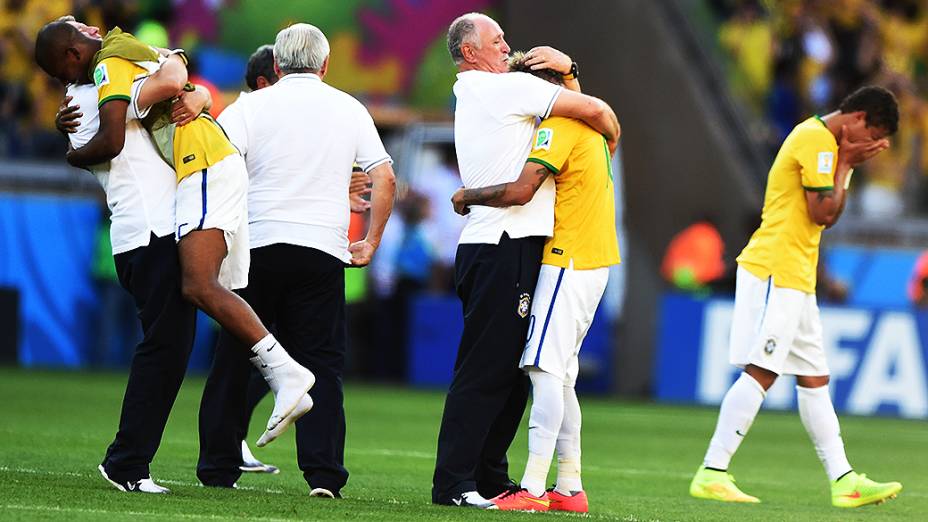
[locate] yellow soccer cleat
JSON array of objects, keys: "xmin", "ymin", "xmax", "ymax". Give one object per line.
[
  {"xmin": 831, "ymin": 471, "xmax": 902, "ymax": 508},
  {"xmin": 689, "ymin": 466, "xmax": 760, "ymax": 503}
]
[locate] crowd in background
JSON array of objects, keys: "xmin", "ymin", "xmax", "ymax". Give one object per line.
[{"xmin": 711, "ymin": 0, "xmax": 928, "ymax": 218}]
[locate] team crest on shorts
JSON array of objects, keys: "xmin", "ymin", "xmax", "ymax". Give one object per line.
[
  {"xmin": 764, "ymin": 338, "xmax": 777, "ymax": 355},
  {"xmin": 517, "ymin": 293, "xmax": 531, "ymax": 318}
]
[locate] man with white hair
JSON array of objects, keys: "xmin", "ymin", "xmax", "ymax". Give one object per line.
[
  {"xmin": 431, "ymin": 12, "xmax": 619, "ymax": 509},
  {"xmin": 196, "ymin": 23, "xmax": 396, "ymax": 498}
]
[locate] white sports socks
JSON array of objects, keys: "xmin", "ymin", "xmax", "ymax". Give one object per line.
[
  {"xmin": 249, "ymin": 334, "xmax": 290, "ymax": 391},
  {"xmin": 555, "ymin": 384, "xmax": 583, "ymax": 494},
  {"xmin": 703, "ymin": 372, "xmax": 766, "ymax": 470},
  {"xmin": 797, "ymin": 385, "xmax": 852, "ymax": 481},
  {"xmin": 521, "ymin": 369, "xmax": 565, "ymax": 497}
]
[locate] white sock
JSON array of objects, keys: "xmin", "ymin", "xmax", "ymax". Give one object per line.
[
  {"xmin": 555, "ymin": 384, "xmax": 582, "ymax": 494},
  {"xmin": 249, "ymin": 334, "xmax": 292, "ymax": 391},
  {"xmin": 521, "ymin": 369, "xmax": 564, "ymax": 497},
  {"xmin": 797, "ymin": 385, "xmax": 852, "ymax": 481},
  {"xmin": 703, "ymin": 372, "xmax": 766, "ymax": 470}
]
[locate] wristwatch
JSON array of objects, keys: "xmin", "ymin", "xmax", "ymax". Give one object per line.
[{"xmin": 562, "ymin": 61, "xmax": 579, "ymax": 81}]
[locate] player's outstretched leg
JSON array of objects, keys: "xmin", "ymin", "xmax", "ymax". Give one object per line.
[
  {"xmin": 178, "ymin": 228, "xmax": 315, "ymax": 446},
  {"xmin": 690, "ymin": 371, "xmax": 766, "ymax": 503},
  {"xmin": 548, "ymin": 383, "xmax": 588, "ymax": 512}
]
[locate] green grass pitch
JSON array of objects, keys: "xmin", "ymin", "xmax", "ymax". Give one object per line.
[{"xmin": 1, "ymin": 368, "xmax": 925, "ymax": 521}]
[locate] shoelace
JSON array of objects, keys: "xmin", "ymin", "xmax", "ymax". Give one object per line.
[{"xmin": 498, "ymin": 487, "xmax": 525, "ymax": 500}]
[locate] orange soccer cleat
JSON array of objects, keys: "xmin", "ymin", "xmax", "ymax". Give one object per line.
[
  {"xmin": 490, "ymin": 488, "xmax": 550, "ymax": 511},
  {"xmin": 547, "ymin": 488, "xmax": 589, "ymax": 512}
]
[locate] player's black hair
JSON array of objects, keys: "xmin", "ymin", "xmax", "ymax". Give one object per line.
[
  {"xmin": 507, "ymin": 51, "xmax": 564, "ymax": 85},
  {"xmin": 839, "ymin": 86, "xmax": 899, "ymax": 135},
  {"xmin": 245, "ymin": 44, "xmax": 276, "ymax": 91},
  {"xmin": 34, "ymin": 21, "xmax": 79, "ymax": 76}
]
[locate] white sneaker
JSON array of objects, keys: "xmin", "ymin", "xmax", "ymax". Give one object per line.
[
  {"xmin": 240, "ymin": 441, "xmax": 280, "ymax": 474},
  {"xmin": 98, "ymin": 465, "xmax": 170, "ymax": 494},
  {"xmin": 309, "ymin": 487, "xmax": 337, "ymax": 498},
  {"xmin": 451, "ymin": 490, "xmax": 497, "ymax": 509},
  {"xmin": 256, "ymin": 394, "xmax": 313, "ymax": 448}
]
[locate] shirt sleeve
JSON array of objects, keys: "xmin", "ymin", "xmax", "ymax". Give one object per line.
[
  {"xmin": 487, "ymin": 72, "xmax": 562, "ymax": 120},
  {"xmin": 797, "ymin": 128, "xmax": 838, "ymax": 191},
  {"xmin": 354, "ymin": 103, "xmax": 392, "ymax": 172},
  {"xmin": 217, "ymin": 96, "xmax": 248, "ymax": 156},
  {"xmin": 525, "ymin": 118, "xmax": 579, "ymax": 174},
  {"xmin": 94, "ymin": 57, "xmax": 137, "ymax": 108}
]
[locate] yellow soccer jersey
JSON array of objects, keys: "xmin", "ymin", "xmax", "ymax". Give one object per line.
[
  {"xmin": 737, "ymin": 116, "xmax": 838, "ymax": 294},
  {"xmin": 94, "ymin": 56, "xmax": 148, "ymax": 108},
  {"xmin": 93, "ymin": 57, "xmax": 236, "ymax": 182},
  {"xmin": 172, "ymin": 116, "xmax": 237, "ymax": 181},
  {"xmin": 527, "ymin": 116, "xmax": 620, "ymax": 270}
]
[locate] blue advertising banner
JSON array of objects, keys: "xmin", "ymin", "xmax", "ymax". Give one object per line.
[{"xmin": 656, "ymin": 294, "xmax": 928, "ymax": 419}]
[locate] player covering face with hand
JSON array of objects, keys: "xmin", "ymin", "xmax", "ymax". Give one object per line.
[
  {"xmin": 451, "ymin": 52, "xmax": 621, "ymax": 513},
  {"xmin": 689, "ymin": 86, "xmax": 902, "ymax": 508}
]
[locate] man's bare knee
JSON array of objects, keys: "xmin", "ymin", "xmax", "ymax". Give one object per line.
[
  {"xmin": 181, "ymin": 276, "xmax": 218, "ymax": 308},
  {"xmin": 796, "ymin": 375, "xmax": 830, "ymax": 388},
  {"xmin": 745, "ymin": 364, "xmax": 778, "ymax": 391}
]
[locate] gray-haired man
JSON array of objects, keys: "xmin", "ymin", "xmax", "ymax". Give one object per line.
[
  {"xmin": 197, "ymin": 24, "xmax": 396, "ymax": 497},
  {"xmin": 432, "ymin": 12, "xmax": 619, "ymax": 508}
]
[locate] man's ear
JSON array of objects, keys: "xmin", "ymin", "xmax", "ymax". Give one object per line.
[
  {"xmin": 273, "ymin": 61, "xmax": 282, "ymax": 78},
  {"xmin": 256, "ymin": 76, "xmax": 270, "ymax": 89},
  {"xmin": 318, "ymin": 56, "xmax": 329, "ymax": 79},
  {"xmin": 461, "ymin": 43, "xmax": 477, "ymax": 63}
]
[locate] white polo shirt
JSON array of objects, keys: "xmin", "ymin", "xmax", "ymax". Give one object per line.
[
  {"xmin": 218, "ymin": 73, "xmax": 391, "ymax": 263},
  {"xmin": 67, "ymin": 83, "xmax": 176, "ymax": 255},
  {"xmin": 453, "ymin": 70, "xmax": 561, "ymax": 245}
]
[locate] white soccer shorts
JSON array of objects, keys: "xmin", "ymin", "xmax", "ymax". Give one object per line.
[
  {"xmin": 175, "ymin": 153, "xmax": 250, "ymax": 291},
  {"xmin": 520, "ymin": 262, "xmax": 609, "ymax": 386},
  {"xmin": 729, "ymin": 265, "xmax": 829, "ymax": 376}
]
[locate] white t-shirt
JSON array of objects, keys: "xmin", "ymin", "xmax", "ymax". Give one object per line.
[
  {"xmin": 67, "ymin": 82, "xmax": 176, "ymax": 255},
  {"xmin": 218, "ymin": 73, "xmax": 392, "ymax": 263},
  {"xmin": 452, "ymin": 70, "xmax": 561, "ymax": 244}
]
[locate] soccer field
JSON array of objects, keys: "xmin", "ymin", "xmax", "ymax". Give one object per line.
[{"xmin": 0, "ymin": 368, "xmax": 924, "ymax": 521}]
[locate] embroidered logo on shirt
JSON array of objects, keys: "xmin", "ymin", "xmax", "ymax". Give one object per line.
[
  {"xmin": 551, "ymin": 248, "xmax": 564, "ymax": 255},
  {"xmin": 764, "ymin": 338, "xmax": 777, "ymax": 355},
  {"xmin": 817, "ymin": 151, "xmax": 834, "ymax": 174},
  {"xmin": 183, "ymin": 154, "xmax": 196, "ymax": 164},
  {"xmin": 534, "ymin": 128, "xmax": 553, "ymax": 151},
  {"xmin": 93, "ymin": 63, "xmax": 109, "ymax": 87},
  {"xmin": 517, "ymin": 293, "xmax": 531, "ymax": 318}
]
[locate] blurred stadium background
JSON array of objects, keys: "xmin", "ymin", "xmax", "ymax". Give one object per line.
[{"xmin": 1, "ymin": 0, "xmax": 928, "ymax": 519}]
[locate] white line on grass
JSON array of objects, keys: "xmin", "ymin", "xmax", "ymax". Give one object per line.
[
  {"xmin": 4, "ymin": 504, "xmax": 294, "ymax": 522},
  {"xmin": 0, "ymin": 466, "xmax": 284, "ymax": 494},
  {"xmin": 0, "ymin": 466, "xmax": 413, "ymax": 505}
]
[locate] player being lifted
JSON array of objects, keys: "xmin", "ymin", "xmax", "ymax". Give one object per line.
[
  {"xmin": 689, "ymin": 86, "xmax": 902, "ymax": 508},
  {"xmin": 34, "ymin": 19, "xmax": 315, "ymax": 455},
  {"xmin": 451, "ymin": 52, "xmax": 620, "ymax": 513}
]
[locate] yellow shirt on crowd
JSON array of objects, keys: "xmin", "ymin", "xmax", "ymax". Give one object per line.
[
  {"xmin": 94, "ymin": 56, "xmax": 236, "ymax": 181},
  {"xmin": 737, "ymin": 116, "xmax": 838, "ymax": 294},
  {"xmin": 526, "ymin": 116, "xmax": 620, "ymax": 270}
]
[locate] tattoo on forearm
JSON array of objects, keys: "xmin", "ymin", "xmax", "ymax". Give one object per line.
[
  {"xmin": 461, "ymin": 166, "xmax": 551, "ymax": 207},
  {"xmin": 463, "ymin": 184, "xmax": 508, "ymax": 206}
]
